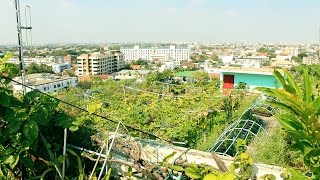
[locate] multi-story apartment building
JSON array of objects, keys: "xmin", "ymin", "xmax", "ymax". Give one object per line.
[
  {"xmin": 76, "ymin": 50, "xmax": 125, "ymax": 77},
  {"xmin": 283, "ymin": 47, "xmax": 300, "ymax": 56},
  {"xmin": 8, "ymin": 57, "xmax": 56, "ymax": 66},
  {"xmin": 303, "ymin": 56, "xmax": 319, "ymax": 65},
  {"xmin": 120, "ymin": 45, "xmax": 190, "ymax": 62},
  {"xmin": 12, "ymin": 73, "xmax": 77, "ymax": 93}
]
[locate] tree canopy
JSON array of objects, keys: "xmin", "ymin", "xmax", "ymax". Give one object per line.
[{"xmin": 26, "ymin": 63, "xmax": 54, "ymax": 74}]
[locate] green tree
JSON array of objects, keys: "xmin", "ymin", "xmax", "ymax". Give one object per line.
[
  {"xmin": 235, "ymin": 82, "xmax": 247, "ymax": 89},
  {"xmin": 292, "ymin": 56, "xmax": 303, "ymax": 63},
  {"xmin": 0, "ymin": 54, "xmax": 86, "ymax": 179},
  {"xmin": 131, "ymin": 59, "xmax": 148, "ymax": 66},
  {"xmin": 192, "ymin": 71, "xmax": 210, "ymax": 86},
  {"xmin": 26, "ymin": 63, "xmax": 54, "ymax": 74},
  {"xmin": 210, "ymin": 54, "xmax": 219, "ymax": 61},
  {"xmin": 298, "ymin": 53, "xmax": 308, "ymax": 59},
  {"xmin": 257, "ymin": 47, "xmax": 270, "ymax": 53}
]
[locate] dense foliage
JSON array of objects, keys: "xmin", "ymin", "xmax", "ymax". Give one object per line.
[
  {"xmin": 0, "ymin": 54, "xmax": 82, "ymax": 179},
  {"xmin": 58, "ymin": 73, "xmax": 253, "ymax": 149},
  {"xmin": 26, "ymin": 62, "xmax": 54, "ymax": 74}
]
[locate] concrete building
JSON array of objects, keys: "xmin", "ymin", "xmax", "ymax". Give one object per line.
[
  {"xmin": 159, "ymin": 60, "xmax": 180, "ymax": 72},
  {"xmin": 49, "ymin": 62, "xmax": 72, "ymax": 73},
  {"xmin": 12, "ymin": 73, "xmax": 77, "ymax": 93},
  {"xmin": 112, "ymin": 70, "xmax": 152, "ymax": 81},
  {"xmin": 76, "ymin": 51, "xmax": 125, "ymax": 77},
  {"xmin": 232, "ymin": 58, "xmax": 262, "ymax": 68},
  {"xmin": 283, "ymin": 47, "xmax": 299, "ymax": 56},
  {"xmin": 220, "ymin": 68, "xmax": 280, "ymax": 91},
  {"xmin": 276, "ymin": 55, "xmax": 292, "ymax": 61},
  {"xmin": 303, "ymin": 56, "xmax": 319, "ymax": 65},
  {"xmin": 7, "ymin": 57, "xmax": 56, "ymax": 66},
  {"xmin": 272, "ymin": 60, "xmax": 294, "ymax": 68},
  {"xmin": 120, "ymin": 45, "xmax": 190, "ymax": 62}
]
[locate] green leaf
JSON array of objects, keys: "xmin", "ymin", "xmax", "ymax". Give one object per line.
[
  {"xmin": 283, "ymin": 68, "xmax": 302, "ymax": 99},
  {"xmin": 3, "ymin": 155, "xmax": 19, "ymax": 169},
  {"xmin": 0, "ymin": 91, "xmax": 10, "ymax": 107},
  {"xmin": 277, "ymin": 114, "xmax": 303, "ymax": 131},
  {"xmin": 312, "ymin": 97, "xmax": 320, "ymax": 114},
  {"xmin": 303, "ymin": 69, "xmax": 312, "ymax": 103},
  {"xmin": 169, "ymin": 165, "xmax": 184, "ymax": 172},
  {"xmin": 185, "ymin": 167, "xmax": 202, "ymax": 179},
  {"xmin": 203, "ymin": 174, "xmax": 217, "ymax": 180},
  {"xmin": 223, "ymin": 173, "xmax": 236, "ymax": 180},
  {"xmin": 273, "ymin": 70, "xmax": 295, "ymax": 94},
  {"xmin": 287, "ymin": 176, "xmax": 310, "ymax": 180},
  {"xmin": 69, "ymin": 125, "xmax": 79, "ymax": 132},
  {"xmin": 304, "ymin": 149, "xmax": 320, "ymax": 171},
  {"xmin": 102, "ymin": 168, "xmax": 112, "ymax": 180},
  {"xmin": 21, "ymin": 156, "xmax": 35, "ymax": 170},
  {"xmin": 67, "ymin": 149, "xmax": 83, "ymax": 175},
  {"xmin": 162, "ymin": 152, "xmax": 176, "ymax": 165},
  {"xmin": 23, "ymin": 120, "xmax": 39, "ymax": 143},
  {"xmin": 88, "ymin": 102, "xmax": 102, "ymax": 114},
  {"xmin": 30, "ymin": 105, "xmax": 49, "ymax": 126}
]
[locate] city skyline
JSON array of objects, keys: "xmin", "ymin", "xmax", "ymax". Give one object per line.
[{"xmin": 1, "ymin": 0, "xmax": 320, "ymax": 44}]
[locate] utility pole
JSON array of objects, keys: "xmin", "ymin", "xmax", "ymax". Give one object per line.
[{"xmin": 14, "ymin": 0, "xmax": 32, "ymax": 95}]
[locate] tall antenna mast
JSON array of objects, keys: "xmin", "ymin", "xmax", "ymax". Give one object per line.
[
  {"xmin": 14, "ymin": 0, "xmax": 32, "ymax": 95},
  {"xmin": 318, "ymin": 26, "xmax": 320, "ymax": 62}
]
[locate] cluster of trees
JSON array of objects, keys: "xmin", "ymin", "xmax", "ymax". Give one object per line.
[
  {"xmin": 257, "ymin": 47, "xmax": 276, "ymax": 59},
  {"xmin": 25, "ymin": 63, "xmax": 54, "ymax": 74},
  {"xmin": 191, "ymin": 53, "xmax": 221, "ymax": 63},
  {"xmin": 131, "ymin": 59, "xmax": 149, "ymax": 66},
  {"xmin": 292, "ymin": 53, "xmax": 308, "ymax": 63}
]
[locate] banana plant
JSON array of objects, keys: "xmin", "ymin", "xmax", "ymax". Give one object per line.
[{"xmin": 256, "ymin": 68, "xmax": 320, "ymax": 179}]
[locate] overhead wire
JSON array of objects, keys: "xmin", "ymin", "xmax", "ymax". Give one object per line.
[{"xmin": 3, "ymin": 75, "xmax": 173, "ymax": 144}]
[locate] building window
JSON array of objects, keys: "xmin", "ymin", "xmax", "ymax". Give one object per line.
[
  {"xmin": 44, "ymin": 87, "xmax": 47, "ymax": 91},
  {"xmin": 54, "ymin": 85, "xmax": 56, "ymax": 88}
]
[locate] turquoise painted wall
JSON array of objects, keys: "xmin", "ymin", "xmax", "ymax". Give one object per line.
[{"xmin": 223, "ymin": 72, "xmax": 280, "ymax": 88}]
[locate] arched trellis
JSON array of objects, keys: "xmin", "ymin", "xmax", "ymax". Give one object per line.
[
  {"xmin": 248, "ymin": 95, "xmax": 277, "ymax": 116},
  {"xmin": 208, "ymin": 119, "xmax": 265, "ymax": 157},
  {"xmin": 207, "ymin": 94, "xmax": 277, "ymax": 157}
]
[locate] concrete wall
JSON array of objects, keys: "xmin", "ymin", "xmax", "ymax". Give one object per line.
[
  {"xmin": 108, "ymin": 137, "xmax": 284, "ymax": 179},
  {"xmin": 221, "ymin": 72, "xmax": 280, "ymax": 90}
]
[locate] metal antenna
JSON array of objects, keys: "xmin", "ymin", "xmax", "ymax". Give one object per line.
[
  {"xmin": 14, "ymin": 0, "xmax": 32, "ymax": 95},
  {"xmin": 24, "ymin": 5, "xmax": 33, "ymax": 49}
]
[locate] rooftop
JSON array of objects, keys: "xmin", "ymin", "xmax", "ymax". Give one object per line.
[
  {"xmin": 219, "ymin": 67, "xmax": 281, "ymax": 75},
  {"xmin": 13, "ymin": 73, "xmax": 76, "ymax": 86},
  {"xmin": 114, "ymin": 70, "xmax": 152, "ymax": 75}
]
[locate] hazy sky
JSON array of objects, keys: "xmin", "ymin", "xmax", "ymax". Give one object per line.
[{"xmin": 1, "ymin": 0, "xmax": 320, "ymax": 44}]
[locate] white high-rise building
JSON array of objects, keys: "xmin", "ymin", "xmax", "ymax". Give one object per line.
[
  {"xmin": 120, "ymin": 45, "xmax": 190, "ymax": 62},
  {"xmin": 76, "ymin": 50, "xmax": 125, "ymax": 77}
]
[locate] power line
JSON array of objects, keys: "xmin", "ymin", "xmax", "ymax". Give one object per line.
[{"xmin": 3, "ymin": 76, "xmax": 173, "ymax": 144}]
